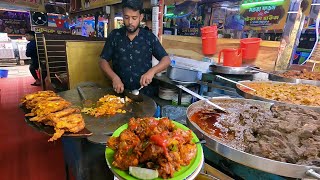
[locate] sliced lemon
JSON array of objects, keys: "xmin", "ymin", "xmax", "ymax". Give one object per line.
[{"xmin": 129, "ymin": 166, "xmax": 158, "ymax": 180}]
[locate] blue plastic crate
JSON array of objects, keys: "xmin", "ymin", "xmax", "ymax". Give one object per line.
[{"xmin": 0, "ymin": 69, "xmax": 8, "ymax": 78}]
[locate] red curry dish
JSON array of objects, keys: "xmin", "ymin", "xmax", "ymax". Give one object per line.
[{"xmin": 107, "ymin": 117, "xmax": 197, "ymax": 179}]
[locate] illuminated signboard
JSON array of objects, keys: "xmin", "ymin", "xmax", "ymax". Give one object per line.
[{"xmin": 240, "ymin": 0, "xmax": 290, "ymax": 30}]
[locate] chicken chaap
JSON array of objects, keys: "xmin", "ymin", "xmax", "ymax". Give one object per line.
[
  {"xmin": 107, "ymin": 117, "xmax": 197, "ymax": 179},
  {"xmin": 21, "ymin": 91, "xmax": 85, "ymax": 141}
]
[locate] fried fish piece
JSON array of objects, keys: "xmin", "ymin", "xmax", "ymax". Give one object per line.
[
  {"xmin": 54, "ymin": 114, "xmax": 85, "ymax": 133},
  {"xmin": 30, "ymin": 107, "xmax": 80, "ymax": 123},
  {"xmin": 47, "ymin": 108, "xmax": 80, "ymax": 119},
  {"xmin": 30, "ymin": 99, "xmax": 71, "ymax": 118},
  {"xmin": 21, "ymin": 91, "xmax": 57, "ymax": 104},
  {"xmin": 25, "ymin": 96, "xmax": 63, "ymax": 109},
  {"xmin": 47, "ymin": 114, "xmax": 85, "ymax": 141},
  {"xmin": 48, "ymin": 128, "xmax": 65, "ymax": 142}
]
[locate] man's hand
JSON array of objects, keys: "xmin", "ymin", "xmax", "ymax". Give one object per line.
[
  {"xmin": 112, "ymin": 76, "xmax": 124, "ymax": 93},
  {"xmin": 140, "ymin": 69, "xmax": 155, "ymax": 87}
]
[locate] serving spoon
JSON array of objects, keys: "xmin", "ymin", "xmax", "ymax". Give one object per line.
[
  {"xmin": 216, "ymin": 75, "xmax": 256, "ymax": 92},
  {"xmin": 176, "ymin": 85, "xmax": 227, "ymax": 113},
  {"xmin": 131, "ymin": 86, "xmax": 144, "ymax": 96}
]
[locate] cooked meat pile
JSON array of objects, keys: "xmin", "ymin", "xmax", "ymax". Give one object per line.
[
  {"xmin": 190, "ymin": 100, "xmax": 320, "ymax": 166},
  {"xmin": 240, "ymin": 82, "xmax": 320, "ymax": 106},
  {"xmin": 81, "ymin": 95, "xmax": 131, "ymax": 117},
  {"xmin": 278, "ymin": 69, "xmax": 320, "ymax": 81},
  {"xmin": 107, "ymin": 117, "xmax": 197, "ymax": 179},
  {"xmin": 21, "ymin": 91, "xmax": 85, "ymax": 141}
]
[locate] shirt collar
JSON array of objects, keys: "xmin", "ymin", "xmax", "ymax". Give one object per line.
[{"xmin": 121, "ymin": 26, "xmax": 142, "ymax": 37}]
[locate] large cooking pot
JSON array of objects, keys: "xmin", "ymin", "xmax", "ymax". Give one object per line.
[{"xmin": 186, "ymin": 98, "xmax": 320, "ymax": 179}]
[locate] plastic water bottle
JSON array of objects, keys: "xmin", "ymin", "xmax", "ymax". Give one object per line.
[{"xmin": 170, "ymin": 54, "xmax": 175, "ymax": 66}]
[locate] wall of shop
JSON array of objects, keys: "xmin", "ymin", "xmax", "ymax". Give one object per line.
[{"xmin": 162, "ymin": 35, "xmax": 280, "ymax": 71}]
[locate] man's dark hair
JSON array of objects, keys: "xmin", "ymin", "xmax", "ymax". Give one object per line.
[
  {"xmin": 122, "ymin": 0, "xmax": 143, "ymax": 13},
  {"xmin": 25, "ymin": 31, "xmax": 35, "ymax": 37}
]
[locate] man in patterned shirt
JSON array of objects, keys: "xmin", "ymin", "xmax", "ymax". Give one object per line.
[{"xmin": 99, "ymin": 0, "xmax": 171, "ymax": 97}]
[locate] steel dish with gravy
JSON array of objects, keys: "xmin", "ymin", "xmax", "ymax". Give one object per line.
[
  {"xmin": 107, "ymin": 117, "xmax": 197, "ymax": 179},
  {"xmin": 190, "ymin": 100, "xmax": 320, "ymax": 166}
]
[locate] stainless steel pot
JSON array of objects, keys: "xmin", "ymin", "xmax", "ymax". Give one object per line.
[{"xmin": 186, "ymin": 98, "xmax": 320, "ymax": 179}]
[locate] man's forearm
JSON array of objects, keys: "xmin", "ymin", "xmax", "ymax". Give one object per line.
[
  {"xmin": 99, "ymin": 59, "xmax": 119, "ymax": 81},
  {"xmin": 148, "ymin": 56, "xmax": 171, "ymax": 74}
]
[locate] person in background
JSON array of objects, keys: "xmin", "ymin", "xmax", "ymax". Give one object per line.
[
  {"xmin": 25, "ymin": 31, "xmax": 40, "ymax": 86},
  {"xmin": 99, "ymin": 0, "xmax": 171, "ymax": 97}
]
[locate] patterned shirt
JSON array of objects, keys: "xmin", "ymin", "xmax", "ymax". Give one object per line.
[{"xmin": 100, "ymin": 27, "xmax": 168, "ymax": 96}]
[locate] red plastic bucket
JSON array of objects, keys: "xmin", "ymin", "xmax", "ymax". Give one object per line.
[
  {"xmin": 202, "ymin": 37, "xmax": 217, "ymax": 55},
  {"xmin": 201, "ymin": 25, "xmax": 217, "ymax": 37},
  {"xmin": 201, "ymin": 26, "xmax": 217, "ymax": 55},
  {"xmin": 240, "ymin": 38, "xmax": 261, "ymax": 60},
  {"xmin": 201, "ymin": 25, "xmax": 217, "ymax": 33}
]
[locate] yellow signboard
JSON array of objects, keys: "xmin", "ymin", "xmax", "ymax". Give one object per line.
[{"xmin": 1, "ymin": 0, "xmax": 45, "ymax": 12}]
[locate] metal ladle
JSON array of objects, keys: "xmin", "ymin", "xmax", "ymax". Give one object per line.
[
  {"xmin": 131, "ymin": 86, "xmax": 144, "ymax": 96},
  {"xmin": 176, "ymin": 85, "xmax": 227, "ymax": 113}
]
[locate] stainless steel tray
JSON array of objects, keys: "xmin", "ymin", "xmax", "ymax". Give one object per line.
[
  {"xmin": 210, "ymin": 64, "xmax": 259, "ymax": 75},
  {"xmin": 235, "ymin": 80, "xmax": 320, "ymax": 112},
  {"xmin": 268, "ymin": 70, "xmax": 320, "ymax": 86},
  {"xmin": 166, "ymin": 65, "xmax": 200, "ymax": 83},
  {"xmin": 186, "ymin": 98, "xmax": 320, "ymax": 178}
]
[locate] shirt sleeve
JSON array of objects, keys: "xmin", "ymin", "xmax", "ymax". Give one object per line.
[
  {"xmin": 26, "ymin": 41, "xmax": 36, "ymax": 57},
  {"xmin": 152, "ymin": 34, "xmax": 168, "ymax": 61},
  {"xmin": 100, "ymin": 31, "xmax": 115, "ymax": 61},
  {"xmin": 26, "ymin": 43, "xmax": 32, "ymax": 57}
]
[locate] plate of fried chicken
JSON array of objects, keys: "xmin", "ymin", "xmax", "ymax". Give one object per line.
[
  {"xmin": 20, "ymin": 91, "xmax": 91, "ymax": 141},
  {"xmin": 106, "ymin": 117, "xmax": 203, "ymax": 180}
]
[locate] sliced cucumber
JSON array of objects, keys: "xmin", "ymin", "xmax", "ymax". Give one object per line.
[{"xmin": 129, "ymin": 166, "xmax": 159, "ymax": 180}]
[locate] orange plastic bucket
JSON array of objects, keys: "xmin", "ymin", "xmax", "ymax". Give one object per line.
[
  {"xmin": 218, "ymin": 48, "xmax": 242, "ymax": 67},
  {"xmin": 201, "ymin": 26, "xmax": 217, "ymax": 55},
  {"xmin": 202, "ymin": 37, "xmax": 217, "ymax": 55},
  {"xmin": 201, "ymin": 25, "xmax": 217, "ymax": 38},
  {"xmin": 240, "ymin": 38, "xmax": 261, "ymax": 60}
]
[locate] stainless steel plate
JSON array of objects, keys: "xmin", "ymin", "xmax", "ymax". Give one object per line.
[
  {"xmin": 269, "ymin": 70, "xmax": 320, "ymax": 86},
  {"xmin": 210, "ymin": 64, "xmax": 259, "ymax": 75},
  {"xmin": 235, "ymin": 81, "xmax": 320, "ymax": 112}
]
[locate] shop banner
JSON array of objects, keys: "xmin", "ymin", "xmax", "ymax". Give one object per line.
[
  {"xmin": 0, "ymin": 10, "xmax": 31, "ymax": 35},
  {"xmin": 81, "ymin": 16, "xmax": 95, "ymax": 37},
  {"xmin": 1, "ymin": 0, "xmax": 45, "ymax": 12},
  {"xmin": 48, "ymin": 14, "xmax": 69, "ymax": 29},
  {"xmin": 178, "ymin": 28, "xmax": 200, "ymax": 36},
  {"xmin": 240, "ymin": 0, "xmax": 290, "ymax": 30},
  {"xmin": 81, "ymin": 0, "xmax": 121, "ymax": 10},
  {"xmin": 34, "ymin": 26, "xmax": 71, "ymax": 35}
]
